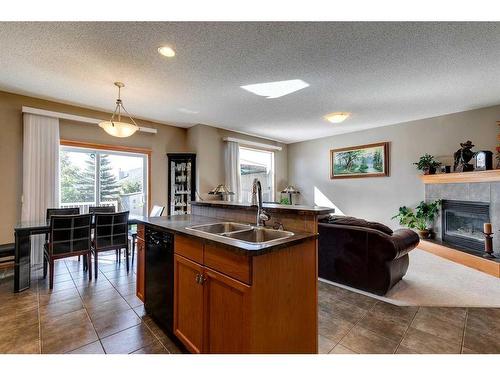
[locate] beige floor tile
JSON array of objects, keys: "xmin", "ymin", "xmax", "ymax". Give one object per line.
[
  {"xmin": 370, "ymin": 301, "xmax": 418, "ymax": 324},
  {"xmin": 318, "ymin": 313, "xmax": 355, "ymax": 344},
  {"xmin": 122, "ymin": 293, "xmax": 144, "ymax": 308},
  {"xmin": 100, "ymin": 323, "xmax": 157, "ymax": 354},
  {"xmin": 410, "ymin": 309, "xmax": 464, "ymax": 343},
  {"xmin": 319, "ymin": 297, "xmax": 367, "ymax": 324},
  {"xmin": 132, "ymin": 340, "xmax": 168, "ymax": 354},
  {"xmin": 318, "ymin": 334, "xmax": 336, "ymax": 354},
  {"xmin": 400, "ymin": 327, "xmax": 461, "ymax": 354},
  {"xmin": 465, "ymin": 311, "xmax": 500, "ymax": 339},
  {"xmin": 395, "ymin": 345, "xmax": 420, "ymax": 354},
  {"xmin": 463, "ymin": 326, "xmax": 500, "ymax": 354},
  {"xmin": 0, "ymin": 320, "xmax": 40, "ymax": 354},
  {"xmin": 340, "ymin": 325, "xmax": 399, "ymax": 354},
  {"xmin": 38, "ymin": 287, "xmax": 81, "ymax": 306},
  {"xmin": 85, "ymin": 295, "xmax": 131, "ymax": 320},
  {"xmin": 416, "ymin": 307, "xmax": 467, "ymax": 324},
  {"xmin": 41, "ymin": 308, "xmax": 98, "ymax": 354},
  {"xmin": 92, "ymin": 308, "xmax": 142, "ymax": 339},
  {"xmin": 39, "ymin": 296, "xmax": 83, "ymax": 320},
  {"xmin": 67, "ymin": 340, "xmax": 105, "ymax": 354},
  {"xmin": 329, "ymin": 344, "xmax": 358, "ymax": 354},
  {"xmin": 357, "ymin": 310, "xmax": 409, "ymax": 341}
]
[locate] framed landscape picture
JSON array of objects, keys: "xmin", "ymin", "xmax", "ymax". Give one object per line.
[{"xmin": 330, "ymin": 142, "xmax": 390, "ymax": 179}]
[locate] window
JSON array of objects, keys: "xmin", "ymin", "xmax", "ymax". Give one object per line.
[
  {"xmin": 59, "ymin": 145, "xmax": 149, "ymax": 215},
  {"xmin": 239, "ymin": 146, "xmax": 275, "ymax": 203}
]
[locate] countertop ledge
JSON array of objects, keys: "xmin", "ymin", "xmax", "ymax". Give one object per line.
[
  {"xmin": 191, "ymin": 200, "xmax": 335, "ymax": 215},
  {"xmin": 133, "ymin": 214, "xmax": 317, "ymax": 256}
]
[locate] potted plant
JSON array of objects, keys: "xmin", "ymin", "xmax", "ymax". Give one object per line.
[
  {"xmin": 392, "ymin": 200, "xmax": 441, "ymax": 239},
  {"xmin": 414, "ymin": 154, "xmax": 441, "ymax": 175}
]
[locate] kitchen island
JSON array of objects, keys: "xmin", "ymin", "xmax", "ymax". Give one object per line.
[{"xmin": 134, "ymin": 203, "xmax": 334, "ymax": 354}]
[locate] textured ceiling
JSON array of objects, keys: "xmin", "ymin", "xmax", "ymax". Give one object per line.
[{"xmin": 1, "ymin": 22, "xmax": 500, "ymax": 143}]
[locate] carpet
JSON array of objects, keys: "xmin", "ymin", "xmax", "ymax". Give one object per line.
[{"xmin": 320, "ymin": 249, "xmax": 500, "ymax": 307}]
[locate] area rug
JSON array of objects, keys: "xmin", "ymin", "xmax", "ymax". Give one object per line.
[{"xmin": 320, "ymin": 249, "xmax": 500, "ymax": 307}]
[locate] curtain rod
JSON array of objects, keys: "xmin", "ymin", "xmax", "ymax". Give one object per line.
[
  {"xmin": 22, "ymin": 106, "xmax": 158, "ymax": 134},
  {"xmin": 222, "ymin": 136, "xmax": 282, "ymax": 151}
]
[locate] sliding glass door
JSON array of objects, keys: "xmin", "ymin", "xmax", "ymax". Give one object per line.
[{"xmin": 59, "ymin": 146, "xmax": 148, "ymax": 215}]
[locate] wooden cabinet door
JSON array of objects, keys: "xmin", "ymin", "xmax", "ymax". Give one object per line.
[
  {"xmin": 203, "ymin": 267, "xmax": 251, "ymax": 353},
  {"xmin": 174, "ymin": 254, "xmax": 204, "ymax": 353},
  {"xmin": 136, "ymin": 238, "xmax": 145, "ymax": 302}
]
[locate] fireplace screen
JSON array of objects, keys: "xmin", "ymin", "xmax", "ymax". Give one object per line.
[{"xmin": 442, "ymin": 200, "xmax": 489, "ymax": 254}]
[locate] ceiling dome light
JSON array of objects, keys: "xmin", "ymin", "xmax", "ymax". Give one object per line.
[
  {"xmin": 98, "ymin": 82, "xmax": 139, "ymax": 138},
  {"xmin": 158, "ymin": 46, "xmax": 176, "ymax": 57},
  {"xmin": 324, "ymin": 112, "xmax": 351, "ymax": 124}
]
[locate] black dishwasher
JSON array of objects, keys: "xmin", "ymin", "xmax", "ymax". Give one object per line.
[{"xmin": 144, "ymin": 226, "xmax": 174, "ymax": 335}]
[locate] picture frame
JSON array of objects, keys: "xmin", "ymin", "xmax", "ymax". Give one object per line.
[{"xmin": 330, "ymin": 142, "xmax": 390, "ymax": 179}]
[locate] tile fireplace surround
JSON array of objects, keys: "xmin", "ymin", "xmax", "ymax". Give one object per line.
[{"xmin": 425, "ymin": 182, "xmax": 500, "ymax": 252}]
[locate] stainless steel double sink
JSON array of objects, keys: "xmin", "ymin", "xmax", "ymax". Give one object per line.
[{"xmin": 185, "ymin": 222, "xmax": 294, "ymax": 244}]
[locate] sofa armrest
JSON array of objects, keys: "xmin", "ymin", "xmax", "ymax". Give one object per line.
[{"xmin": 390, "ymin": 229, "xmax": 420, "ymax": 259}]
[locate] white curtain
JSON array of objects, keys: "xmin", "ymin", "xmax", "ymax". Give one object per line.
[
  {"xmin": 224, "ymin": 141, "xmax": 241, "ymax": 202},
  {"xmin": 21, "ymin": 114, "xmax": 60, "ymax": 265}
]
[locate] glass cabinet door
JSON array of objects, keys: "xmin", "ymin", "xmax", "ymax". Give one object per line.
[{"xmin": 168, "ymin": 154, "xmax": 196, "ymax": 215}]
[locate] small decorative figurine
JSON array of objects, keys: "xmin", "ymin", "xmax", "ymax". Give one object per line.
[{"xmin": 453, "ymin": 140, "xmax": 475, "ymax": 172}]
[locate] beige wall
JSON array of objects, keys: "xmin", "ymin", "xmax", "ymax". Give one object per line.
[
  {"xmin": 0, "ymin": 90, "xmax": 187, "ymax": 244},
  {"xmin": 287, "ymin": 105, "xmax": 500, "ymax": 227},
  {"xmin": 0, "ymin": 91, "xmax": 289, "ymax": 245},
  {"xmin": 186, "ymin": 124, "xmax": 288, "ymax": 201}
]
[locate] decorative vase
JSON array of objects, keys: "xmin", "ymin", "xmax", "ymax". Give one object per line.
[
  {"xmin": 423, "ymin": 167, "xmax": 436, "ymax": 175},
  {"xmin": 417, "ymin": 229, "xmax": 430, "ymax": 239}
]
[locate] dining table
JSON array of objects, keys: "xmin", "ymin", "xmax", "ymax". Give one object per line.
[{"xmin": 13, "ymin": 215, "xmax": 142, "ymax": 293}]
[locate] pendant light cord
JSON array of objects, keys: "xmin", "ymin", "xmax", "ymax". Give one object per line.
[{"xmin": 108, "ymin": 84, "xmax": 138, "ymax": 127}]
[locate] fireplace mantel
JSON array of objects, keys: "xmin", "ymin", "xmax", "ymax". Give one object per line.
[{"xmin": 420, "ymin": 170, "xmax": 500, "ymax": 184}]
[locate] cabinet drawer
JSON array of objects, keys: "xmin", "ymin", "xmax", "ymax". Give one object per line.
[
  {"xmin": 175, "ymin": 235, "xmax": 203, "ymax": 264},
  {"xmin": 204, "ymin": 243, "xmax": 252, "ymax": 285},
  {"xmin": 137, "ymin": 224, "xmax": 145, "ymax": 240}
]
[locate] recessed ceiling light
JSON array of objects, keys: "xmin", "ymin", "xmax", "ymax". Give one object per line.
[
  {"xmin": 324, "ymin": 112, "xmax": 351, "ymax": 123},
  {"xmin": 240, "ymin": 79, "xmax": 309, "ymax": 99},
  {"xmin": 158, "ymin": 46, "xmax": 176, "ymax": 57}
]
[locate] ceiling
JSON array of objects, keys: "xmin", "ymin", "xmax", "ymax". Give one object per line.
[{"xmin": 1, "ymin": 22, "xmax": 500, "ymax": 144}]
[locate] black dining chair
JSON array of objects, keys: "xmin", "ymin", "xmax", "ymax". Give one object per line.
[
  {"xmin": 89, "ymin": 206, "xmax": 119, "ymax": 262},
  {"xmin": 128, "ymin": 205, "xmax": 164, "ymax": 265},
  {"xmin": 46, "ymin": 207, "xmax": 80, "ymax": 220},
  {"xmin": 46, "ymin": 207, "xmax": 82, "ymax": 264},
  {"xmin": 44, "ymin": 214, "xmax": 93, "ymax": 289},
  {"xmin": 88, "ymin": 206, "xmax": 116, "ymax": 214},
  {"xmin": 92, "ymin": 211, "xmax": 130, "ymax": 278}
]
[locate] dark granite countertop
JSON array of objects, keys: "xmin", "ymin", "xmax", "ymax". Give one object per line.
[
  {"xmin": 133, "ymin": 214, "xmax": 317, "ymax": 256},
  {"xmin": 191, "ymin": 200, "xmax": 335, "ymax": 215}
]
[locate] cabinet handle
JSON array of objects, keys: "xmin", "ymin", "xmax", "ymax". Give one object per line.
[{"xmin": 195, "ymin": 273, "xmax": 207, "ymax": 284}]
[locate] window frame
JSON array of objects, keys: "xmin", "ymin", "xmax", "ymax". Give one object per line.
[
  {"xmin": 238, "ymin": 145, "xmax": 275, "ymax": 203},
  {"xmin": 59, "ymin": 140, "xmax": 151, "ymax": 214}
]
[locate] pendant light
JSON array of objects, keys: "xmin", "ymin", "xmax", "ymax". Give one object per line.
[{"xmin": 98, "ymin": 82, "xmax": 139, "ymax": 137}]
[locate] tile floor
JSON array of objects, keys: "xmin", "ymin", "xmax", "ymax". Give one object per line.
[
  {"xmin": 1, "ymin": 254, "xmax": 499, "ymax": 354},
  {"xmin": 0, "ymin": 251, "xmax": 183, "ymax": 354},
  {"xmin": 318, "ymin": 282, "xmax": 500, "ymax": 354}
]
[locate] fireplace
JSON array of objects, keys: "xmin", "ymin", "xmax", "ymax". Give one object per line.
[{"xmin": 441, "ymin": 200, "xmax": 490, "ymax": 255}]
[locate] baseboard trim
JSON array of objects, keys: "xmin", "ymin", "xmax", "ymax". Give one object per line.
[{"xmin": 419, "ymin": 240, "xmax": 500, "ymax": 278}]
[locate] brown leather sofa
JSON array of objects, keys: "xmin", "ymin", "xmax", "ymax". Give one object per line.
[{"xmin": 318, "ymin": 216, "xmax": 419, "ymax": 296}]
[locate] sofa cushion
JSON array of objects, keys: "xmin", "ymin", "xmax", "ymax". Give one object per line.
[{"xmin": 321, "ymin": 215, "xmax": 393, "ymax": 235}]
